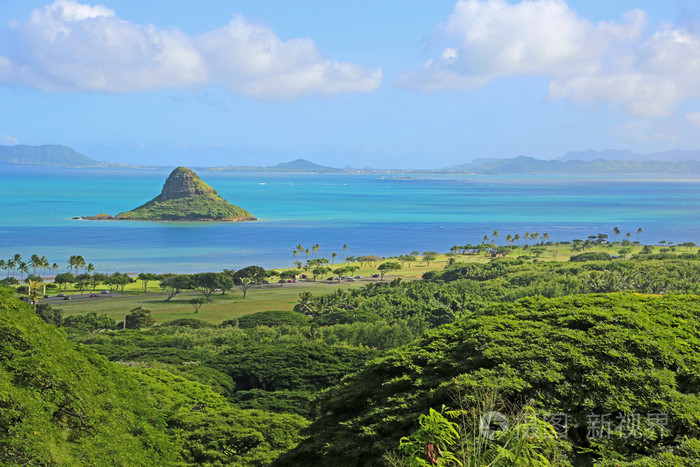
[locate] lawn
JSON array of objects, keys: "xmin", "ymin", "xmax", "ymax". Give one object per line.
[
  {"xmin": 38, "ymin": 242, "xmax": 678, "ymax": 324},
  {"xmin": 56, "ymin": 281, "xmax": 367, "ymax": 324}
]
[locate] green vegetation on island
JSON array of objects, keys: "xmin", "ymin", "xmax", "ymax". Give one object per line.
[{"xmin": 83, "ymin": 167, "xmax": 256, "ymax": 222}]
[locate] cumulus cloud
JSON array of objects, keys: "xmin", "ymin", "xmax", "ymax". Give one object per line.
[
  {"xmin": 196, "ymin": 15, "xmax": 381, "ymax": 99},
  {"xmin": 2, "ymin": 134, "xmax": 19, "ymax": 144},
  {"xmin": 400, "ymin": 0, "xmax": 700, "ymax": 117},
  {"xmin": 0, "ymin": 0, "xmax": 381, "ymax": 99}
]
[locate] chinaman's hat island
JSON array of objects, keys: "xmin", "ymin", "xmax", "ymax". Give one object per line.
[{"xmin": 76, "ymin": 167, "xmax": 256, "ymax": 222}]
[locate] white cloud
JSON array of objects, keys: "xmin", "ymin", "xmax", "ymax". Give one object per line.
[
  {"xmin": 685, "ymin": 113, "xmax": 700, "ymax": 129},
  {"xmin": 196, "ymin": 15, "xmax": 381, "ymax": 100},
  {"xmin": 0, "ymin": 0, "xmax": 381, "ymax": 99},
  {"xmin": 400, "ymin": 0, "xmax": 700, "ymax": 117},
  {"xmin": 551, "ymin": 25, "xmax": 700, "ymax": 117},
  {"xmin": 1, "ymin": 0, "xmax": 206, "ymax": 92},
  {"xmin": 2, "ymin": 134, "xmax": 19, "ymax": 144}
]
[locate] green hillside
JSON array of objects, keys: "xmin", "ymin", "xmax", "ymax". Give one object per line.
[{"xmin": 0, "ymin": 287, "xmax": 307, "ymax": 465}]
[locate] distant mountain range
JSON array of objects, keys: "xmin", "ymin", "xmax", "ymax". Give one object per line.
[
  {"xmin": 559, "ymin": 149, "xmax": 700, "ymax": 162},
  {"xmin": 447, "ymin": 155, "xmax": 700, "ymax": 174},
  {"xmin": 2, "ymin": 144, "xmax": 700, "ymax": 174}
]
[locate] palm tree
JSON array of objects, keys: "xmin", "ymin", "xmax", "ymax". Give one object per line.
[
  {"xmin": 625, "ymin": 232, "xmax": 632, "ymax": 242},
  {"xmin": 7, "ymin": 258, "xmax": 16, "ymax": 279},
  {"xmin": 636, "ymin": 227, "xmax": 643, "ymax": 242},
  {"xmin": 505, "ymin": 234, "xmax": 513, "ymax": 246},
  {"xmin": 342, "ymin": 244, "xmax": 349, "ymax": 260},
  {"xmin": 86, "ymin": 263, "xmax": 95, "ymax": 275},
  {"xmin": 68, "ymin": 255, "xmax": 86, "ymax": 275},
  {"xmin": 514, "ymin": 234, "xmax": 521, "ymax": 247},
  {"xmin": 543, "ymin": 233, "xmax": 550, "ymax": 244},
  {"xmin": 0, "ymin": 260, "xmax": 6, "ymax": 278},
  {"xmin": 292, "ymin": 250, "xmax": 299, "ymax": 267},
  {"xmin": 331, "ymin": 252, "xmax": 338, "ymax": 266},
  {"xmin": 524, "ymin": 232, "xmax": 531, "ymax": 245},
  {"xmin": 482, "ymin": 235, "xmax": 490, "ymax": 244},
  {"xmin": 52, "ymin": 263, "xmax": 59, "ymax": 278},
  {"xmin": 18, "ymin": 261, "xmax": 28, "ymax": 282},
  {"xmin": 312, "ymin": 244, "xmax": 320, "ymax": 259},
  {"xmin": 532, "ymin": 232, "xmax": 540, "ymax": 244},
  {"xmin": 492, "ymin": 230, "xmax": 500, "ymax": 245},
  {"xmin": 39, "ymin": 256, "xmax": 49, "ymax": 279},
  {"xmin": 27, "ymin": 280, "xmax": 42, "ymax": 312},
  {"xmin": 304, "ymin": 248, "xmax": 311, "ymax": 261},
  {"xmin": 612, "ymin": 227, "xmax": 621, "ymax": 242},
  {"xmin": 30, "ymin": 254, "xmax": 41, "ymax": 276},
  {"xmin": 11, "ymin": 254, "xmax": 22, "ymax": 278}
]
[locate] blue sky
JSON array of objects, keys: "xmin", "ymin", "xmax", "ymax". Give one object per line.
[{"xmin": 1, "ymin": 0, "xmax": 699, "ymax": 168}]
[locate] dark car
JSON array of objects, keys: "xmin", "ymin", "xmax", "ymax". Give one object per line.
[
  {"xmin": 90, "ymin": 293, "xmax": 98, "ymax": 298},
  {"xmin": 63, "ymin": 296, "xmax": 71, "ymax": 300},
  {"xmin": 57, "ymin": 293, "xmax": 65, "ymax": 297}
]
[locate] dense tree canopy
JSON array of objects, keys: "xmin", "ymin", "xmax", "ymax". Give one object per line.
[{"xmin": 281, "ymin": 294, "xmax": 700, "ymax": 466}]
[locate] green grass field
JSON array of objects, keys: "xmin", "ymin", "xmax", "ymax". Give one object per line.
[{"xmin": 36, "ymin": 242, "xmax": 687, "ymax": 323}]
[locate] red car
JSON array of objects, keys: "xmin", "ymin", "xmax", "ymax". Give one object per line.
[{"xmin": 89, "ymin": 293, "xmax": 98, "ymax": 298}]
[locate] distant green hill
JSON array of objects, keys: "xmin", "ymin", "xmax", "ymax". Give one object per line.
[
  {"xmin": 0, "ymin": 144, "xmax": 100, "ymax": 166},
  {"xmin": 84, "ymin": 167, "xmax": 256, "ymax": 222},
  {"xmin": 209, "ymin": 158, "xmax": 342, "ymax": 173},
  {"xmin": 272, "ymin": 158, "xmax": 339, "ymax": 172}
]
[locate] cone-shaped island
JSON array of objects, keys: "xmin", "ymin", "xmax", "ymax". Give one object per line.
[{"xmin": 81, "ymin": 167, "xmax": 256, "ymax": 222}]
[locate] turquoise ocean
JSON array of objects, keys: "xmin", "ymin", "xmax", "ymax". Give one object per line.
[{"xmin": 1, "ymin": 166, "xmax": 698, "ymax": 273}]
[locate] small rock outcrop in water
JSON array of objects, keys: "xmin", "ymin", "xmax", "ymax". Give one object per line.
[{"xmin": 81, "ymin": 167, "xmax": 256, "ymax": 222}]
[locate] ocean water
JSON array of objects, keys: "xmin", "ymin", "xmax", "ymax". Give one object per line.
[{"xmin": 0, "ymin": 166, "xmax": 698, "ymax": 273}]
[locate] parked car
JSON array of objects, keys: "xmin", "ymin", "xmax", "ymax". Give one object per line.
[
  {"xmin": 100, "ymin": 290, "xmax": 110, "ymax": 294},
  {"xmin": 63, "ymin": 296, "xmax": 71, "ymax": 300},
  {"xmin": 346, "ymin": 278, "xmax": 355, "ymax": 282},
  {"xmin": 90, "ymin": 293, "xmax": 98, "ymax": 298},
  {"xmin": 43, "ymin": 294, "xmax": 51, "ymax": 298},
  {"xmin": 371, "ymin": 274, "xmax": 380, "ymax": 278},
  {"xmin": 57, "ymin": 293, "xmax": 65, "ymax": 297},
  {"xmin": 355, "ymin": 276, "xmax": 362, "ymax": 279}
]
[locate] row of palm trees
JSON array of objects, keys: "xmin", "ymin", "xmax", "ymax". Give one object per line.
[
  {"xmin": 612, "ymin": 227, "xmax": 643, "ymax": 243},
  {"xmin": 0, "ymin": 254, "xmax": 94, "ymax": 282},
  {"xmin": 483, "ymin": 231, "xmax": 551, "ymax": 247},
  {"xmin": 485, "ymin": 227, "xmax": 644, "ymax": 247},
  {"xmin": 291, "ymin": 244, "xmax": 350, "ymax": 267}
]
